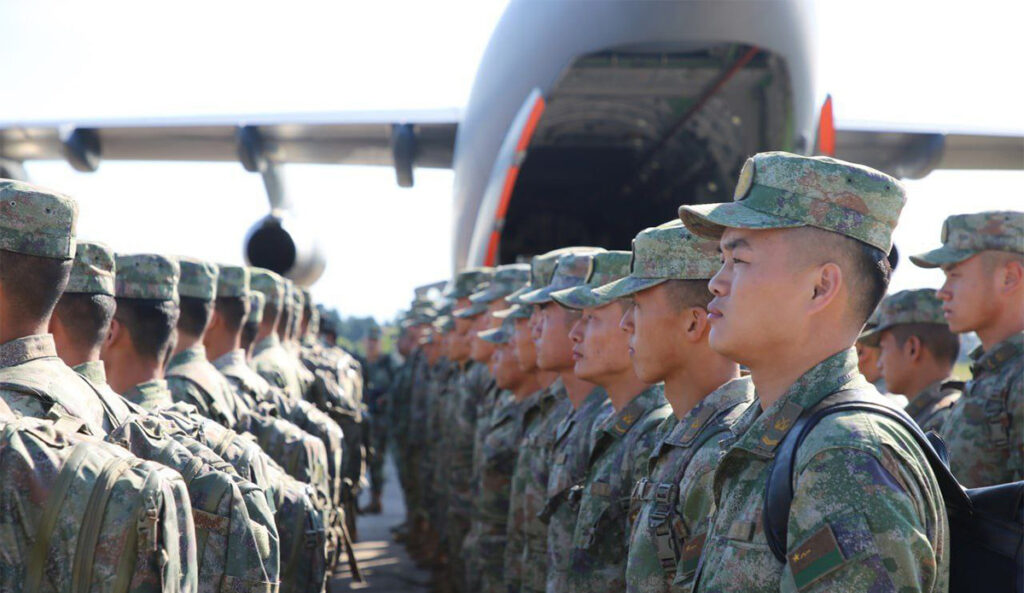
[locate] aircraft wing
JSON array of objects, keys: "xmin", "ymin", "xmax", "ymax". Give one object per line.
[
  {"xmin": 833, "ymin": 126, "xmax": 1024, "ymax": 179},
  {"xmin": 0, "ymin": 109, "xmax": 461, "ymax": 187}
]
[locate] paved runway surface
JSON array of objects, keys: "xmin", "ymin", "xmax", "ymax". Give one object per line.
[{"xmin": 331, "ymin": 459, "xmax": 431, "ymax": 592}]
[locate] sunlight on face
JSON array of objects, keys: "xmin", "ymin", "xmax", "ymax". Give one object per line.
[
  {"xmin": 937, "ymin": 255, "xmax": 999, "ymax": 334},
  {"xmin": 569, "ymin": 302, "xmax": 631, "ymax": 382},
  {"xmin": 536, "ymin": 303, "xmax": 575, "ymax": 371},
  {"xmin": 621, "ymin": 285, "xmax": 688, "ymax": 383}
]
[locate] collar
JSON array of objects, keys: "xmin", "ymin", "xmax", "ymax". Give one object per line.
[
  {"xmin": 732, "ymin": 348, "xmax": 865, "ymax": 458},
  {"xmin": 599, "ymin": 383, "xmax": 666, "ymax": 439},
  {"xmin": 0, "ymin": 334, "xmax": 58, "ymax": 368},
  {"xmin": 970, "ymin": 332, "xmax": 1024, "ymax": 376},
  {"xmin": 253, "ymin": 334, "xmax": 281, "ymax": 355},
  {"xmin": 213, "ymin": 349, "xmax": 248, "ymax": 371},
  {"xmin": 72, "ymin": 360, "xmax": 108, "ymax": 385},
  {"xmin": 123, "ymin": 379, "xmax": 175, "ymax": 410},
  {"xmin": 167, "ymin": 344, "xmax": 207, "ymax": 369},
  {"xmin": 665, "ymin": 376, "xmax": 755, "ymax": 447}
]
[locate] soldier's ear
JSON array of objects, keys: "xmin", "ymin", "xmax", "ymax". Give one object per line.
[
  {"xmin": 905, "ymin": 334, "xmax": 922, "ymax": 362},
  {"xmin": 105, "ymin": 317, "xmax": 123, "ymax": 351},
  {"xmin": 1000, "ymin": 257, "xmax": 1024, "ymax": 294},
  {"xmin": 807, "ymin": 262, "xmax": 843, "ymax": 315}
]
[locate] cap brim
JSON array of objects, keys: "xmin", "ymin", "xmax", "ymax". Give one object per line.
[
  {"xmin": 453, "ymin": 303, "xmax": 489, "ymax": 319},
  {"xmin": 592, "ymin": 275, "xmax": 667, "ymax": 300},
  {"xmin": 550, "ymin": 285, "xmax": 615, "ymax": 310},
  {"xmin": 856, "ymin": 325, "xmax": 885, "ymax": 347},
  {"xmin": 494, "ymin": 304, "xmax": 532, "ymax": 320},
  {"xmin": 678, "ymin": 201, "xmax": 804, "ymax": 240},
  {"xmin": 909, "ymin": 246, "xmax": 977, "ymax": 269},
  {"xmin": 518, "ymin": 286, "xmax": 556, "ymax": 305},
  {"xmin": 477, "ymin": 327, "xmax": 510, "ymax": 344}
]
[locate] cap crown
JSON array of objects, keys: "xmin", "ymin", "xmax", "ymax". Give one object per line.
[
  {"xmin": 178, "ymin": 258, "xmax": 218, "ymax": 300},
  {"xmin": 216, "ymin": 264, "xmax": 250, "ymax": 298},
  {"xmin": 66, "ymin": 240, "xmax": 115, "ymax": 295},
  {"xmin": 116, "ymin": 254, "xmax": 180, "ymax": 301},
  {"xmin": 250, "ymin": 268, "xmax": 285, "ymax": 307},
  {"xmin": 632, "ymin": 220, "xmax": 721, "ymax": 280},
  {"xmin": 246, "ymin": 292, "xmax": 265, "ymax": 325},
  {"xmin": 875, "ymin": 289, "xmax": 947, "ymax": 328},
  {"xmin": 942, "ymin": 211, "xmax": 1023, "ymax": 255},
  {"xmin": 0, "ymin": 179, "xmax": 78, "ymax": 259},
  {"xmin": 446, "ymin": 267, "xmax": 495, "ymax": 299},
  {"xmin": 587, "ymin": 251, "xmax": 632, "ymax": 286}
]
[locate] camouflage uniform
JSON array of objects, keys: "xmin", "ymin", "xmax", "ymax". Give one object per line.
[
  {"xmin": 911, "ymin": 210, "xmax": 1024, "ymax": 488},
  {"xmin": 250, "ymin": 268, "xmax": 305, "ymax": 404},
  {"xmin": 680, "ymin": 152, "xmax": 949, "ymax": 593},
  {"xmin": 859, "ymin": 289, "xmax": 962, "ymax": 433},
  {"xmin": 360, "ymin": 340, "xmax": 399, "ymax": 499}
]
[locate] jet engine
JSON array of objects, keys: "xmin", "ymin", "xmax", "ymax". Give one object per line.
[{"xmin": 244, "ymin": 209, "xmax": 326, "ymax": 287}]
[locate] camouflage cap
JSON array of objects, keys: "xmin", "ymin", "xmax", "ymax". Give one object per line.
[
  {"xmin": 250, "ymin": 268, "xmax": 285, "ymax": 307},
  {"xmin": 493, "ymin": 303, "xmax": 533, "ymax": 320},
  {"xmin": 518, "ymin": 248, "xmax": 607, "ymax": 305},
  {"xmin": 478, "ymin": 316, "xmax": 515, "ymax": 344},
  {"xmin": 0, "ymin": 179, "xmax": 78, "ymax": 260},
  {"xmin": 65, "ymin": 240, "xmax": 116, "ymax": 296},
  {"xmin": 216, "ymin": 264, "xmax": 250, "ymax": 299},
  {"xmin": 434, "ymin": 315, "xmax": 455, "ymax": 334},
  {"xmin": 300, "ymin": 287, "xmax": 314, "ymax": 312},
  {"xmin": 469, "ymin": 263, "xmax": 531, "ymax": 304},
  {"xmin": 246, "ymin": 292, "xmax": 265, "ymax": 326},
  {"xmin": 177, "ymin": 258, "xmax": 218, "ymax": 301},
  {"xmin": 909, "ymin": 211, "xmax": 1024, "ymax": 269},
  {"xmin": 551, "ymin": 251, "xmax": 632, "ymax": 309},
  {"xmin": 679, "ymin": 151, "xmax": 906, "ymax": 252},
  {"xmin": 444, "ymin": 267, "xmax": 495, "ymax": 299},
  {"xmin": 115, "ymin": 254, "xmax": 180, "ymax": 302},
  {"xmin": 594, "ymin": 220, "xmax": 722, "ymax": 300},
  {"xmin": 858, "ymin": 289, "xmax": 948, "ymax": 346},
  {"xmin": 506, "ymin": 247, "xmax": 604, "ymax": 304},
  {"xmin": 453, "ymin": 301, "xmax": 490, "ymax": 319}
]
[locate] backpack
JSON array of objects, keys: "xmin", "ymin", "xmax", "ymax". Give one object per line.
[
  {"xmin": 261, "ymin": 463, "xmax": 330, "ymax": 593},
  {"xmin": 763, "ymin": 388, "xmax": 1024, "ymax": 593},
  {"xmin": 237, "ymin": 412, "xmax": 331, "ymax": 501},
  {"xmin": 107, "ymin": 414, "xmax": 280, "ymax": 593},
  {"xmin": 0, "ymin": 416, "xmax": 191, "ymax": 593}
]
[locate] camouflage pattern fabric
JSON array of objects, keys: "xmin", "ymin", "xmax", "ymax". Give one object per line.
[
  {"xmin": 910, "ymin": 210, "xmax": 1024, "ymax": 268},
  {"xmin": 625, "ymin": 378, "xmax": 756, "ymax": 593},
  {"xmin": 858, "ymin": 289, "xmax": 949, "ymax": 347},
  {"xmin": 902, "ymin": 378, "xmax": 962, "ymax": 434},
  {"xmin": 940, "ymin": 332, "xmax": 1023, "ymax": 487},
  {"xmin": 252, "ymin": 334, "xmax": 305, "ymax": 405},
  {"xmin": 567, "ymin": 385, "xmax": 671, "ymax": 593},
  {"xmin": 115, "ymin": 253, "xmax": 180, "ymax": 302},
  {"xmin": 361, "ymin": 352, "xmax": 399, "ymax": 497},
  {"xmin": 693, "ymin": 349, "xmax": 949, "ymax": 593},
  {"xmin": 166, "ymin": 345, "xmax": 241, "ymax": 429},
  {"xmin": 0, "ymin": 178, "xmax": 78, "ymax": 259},
  {"xmin": 679, "ymin": 151, "xmax": 906, "ymax": 253},
  {"xmin": 177, "ymin": 258, "xmax": 218, "ymax": 301},
  {"xmin": 65, "ymin": 240, "xmax": 116, "ymax": 295},
  {"xmin": 544, "ymin": 387, "xmax": 612, "ymax": 593}
]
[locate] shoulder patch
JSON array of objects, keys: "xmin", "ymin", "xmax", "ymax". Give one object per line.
[{"xmin": 788, "ymin": 524, "xmax": 846, "ymax": 591}]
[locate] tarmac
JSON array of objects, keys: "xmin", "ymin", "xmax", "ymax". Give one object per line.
[{"xmin": 331, "ymin": 459, "xmax": 432, "ymax": 592}]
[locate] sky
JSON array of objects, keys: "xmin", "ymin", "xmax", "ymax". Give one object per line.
[{"xmin": 2, "ymin": 0, "xmax": 1022, "ymax": 320}]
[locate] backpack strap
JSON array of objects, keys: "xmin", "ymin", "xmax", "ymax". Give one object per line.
[
  {"xmin": 166, "ymin": 366, "xmax": 234, "ymax": 427},
  {"xmin": 73, "ymin": 455, "xmax": 134, "ymax": 593},
  {"xmin": 763, "ymin": 387, "xmax": 970, "ymax": 562}
]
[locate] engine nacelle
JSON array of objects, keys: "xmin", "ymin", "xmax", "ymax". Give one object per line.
[{"xmin": 244, "ymin": 210, "xmax": 326, "ymax": 287}]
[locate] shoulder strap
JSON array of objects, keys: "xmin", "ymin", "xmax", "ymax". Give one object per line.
[{"xmin": 763, "ymin": 387, "xmax": 970, "ymax": 563}]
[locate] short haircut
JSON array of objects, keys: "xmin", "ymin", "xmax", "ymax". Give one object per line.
[
  {"xmin": 241, "ymin": 321, "xmax": 259, "ymax": 351},
  {"xmin": 663, "ymin": 279, "xmax": 713, "ymax": 311},
  {"xmin": 981, "ymin": 250, "xmax": 1024, "ymax": 273},
  {"xmin": 0, "ymin": 249, "xmax": 72, "ymax": 323},
  {"xmin": 178, "ymin": 296, "xmax": 214, "ymax": 338},
  {"xmin": 54, "ymin": 293, "xmax": 116, "ymax": 350},
  {"xmin": 792, "ymin": 228, "xmax": 891, "ymax": 326},
  {"xmin": 889, "ymin": 323, "xmax": 960, "ymax": 366},
  {"xmin": 114, "ymin": 298, "xmax": 179, "ymax": 361},
  {"xmin": 215, "ymin": 297, "xmax": 248, "ymax": 334}
]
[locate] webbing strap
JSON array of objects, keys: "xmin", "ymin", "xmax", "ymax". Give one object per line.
[
  {"xmin": 73, "ymin": 455, "xmax": 133, "ymax": 593},
  {"xmin": 122, "ymin": 467, "xmax": 164, "ymax": 593}
]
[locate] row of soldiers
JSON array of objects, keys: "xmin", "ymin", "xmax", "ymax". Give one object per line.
[
  {"xmin": 386, "ymin": 151, "xmax": 1023, "ymax": 593},
  {"xmin": 0, "ymin": 179, "xmax": 370, "ymax": 592}
]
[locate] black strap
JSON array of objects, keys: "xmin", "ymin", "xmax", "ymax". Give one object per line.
[{"xmin": 763, "ymin": 387, "xmax": 971, "ymax": 562}]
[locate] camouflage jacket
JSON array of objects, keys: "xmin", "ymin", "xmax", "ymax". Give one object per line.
[
  {"xmin": 904, "ymin": 378, "xmax": 961, "ymax": 434},
  {"xmin": 359, "ymin": 353, "xmax": 399, "ymax": 416},
  {"xmin": 0, "ymin": 334, "xmax": 132, "ymax": 436},
  {"xmin": 544, "ymin": 387, "xmax": 612, "ymax": 593},
  {"xmin": 447, "ymin": 360, "xmax": 494, "ymax": 517},
  {"xmin": 166, "ymin": 345, "xmax": 242, "ymax": 428},
  {"xmin": 504, "ymin": 383, "xmax": 562, "ymax": 593},
  {"xmin": 388, "ymin": 351, "xmax": 419, "ymax": 448},
  {"xmin": 471, "ymin": 384, "xmax": 505, "ymax": 504},
  {"xmin": 472, "ymin": 391, "xmax": 524, "ymax": 531},
  {"xmin": 694, "ymin": 349, "xmax": 949, "ymax": 593},
  {"xmin": 252, "ymin": 334, "xmax": 305, "ymax": 404},
  {"xmin": 941, "ymin": 332, "xmax": 1023, "ymax": 487},
  {"xmin": 567, "ymin": 384, "xmax": 670, "ymax": 593},
  {"xmin": 625, "ymin": 378, "xmax": 756, "ymax": 593}
]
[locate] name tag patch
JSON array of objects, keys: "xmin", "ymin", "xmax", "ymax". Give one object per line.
[{"xmin": 788, "ymin": 524, "xmax": 846, "ymax": 591}]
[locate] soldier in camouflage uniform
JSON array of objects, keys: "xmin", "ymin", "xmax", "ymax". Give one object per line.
[
  {"xmin": 678, "ymin": 152, "xmax": 949, "ymax": 592},
  {"xmin": 0, "ymin": 181, "xmax": 135, "ymax": 437},
  {"xmin": 582, "ymin": 222, "xmax": 754, "ymax": 593},
  {"xmin": 359, "ymin": 324, "xmax": 399, "ymax": 514},
  {"xmin": 858, "ymin": 289, "xmax": 962, "ymax": 432},
  {"xmin": 250, "ymin": 268, "xmax": 306, "ymax": 404},
  {"xmin": 912, "ymin": 210, "xmax": 1024, "ymax": 487},
  {"xmin": 537, "ymin": 253, "xmax": 671, "ymax": 593},
  {"xmin": 165, "ymin": 258, "xmax": 244, "ymax": 428}
]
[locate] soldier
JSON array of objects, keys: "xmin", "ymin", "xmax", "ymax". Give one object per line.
[
  {"xmin": 360, "ymin": 324, "xmax": 399, "ymax": 514},
  {"xmin": 911, "ymin": 210, "xmax": 1024, "ymax": 487},
  {"xmin": 544, "ymin": 255, "xmax": 670, "ymax": 593},
  {"xmin": 586, "ymin": 221, "xmax": 754, "ymax": 593},
  {"xmin": 250, "ymin": 268, "xmax": 305, "ymax": 404},
  {"xmin": 165, "ymin": 258, "xmax": 242, "ymax": 428},
  {"xmin": 858, "ymin": 289, "xmax": 962, "ymax": 432},
  {"xmin": 242, "ymin": 291, "xmax": 265, "ymax": 357},
  {"xmin": 678, "ymin": 152, "xmax": 948, "ymax": 592}
]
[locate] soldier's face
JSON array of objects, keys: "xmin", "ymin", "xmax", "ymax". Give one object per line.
[
  {"xmin": 513, "ymin": 318, "xmax": 538, "ymax": 372},
  {"xmin": 569, "ymin": 302, "xmax": 632, "ymax": 383},
  {"xmin": 621, "ymin": 284, "xmax": 691, "ymax": 383},
  {"xmin": 855, "ymin": 342, "xmax": 883, "ymax": 383},
  {"xmin": 536, "ymin": 303, "xmax": 576, "ymax": 371},
  {"xmin": 877, "ymin": 330, "xmax": 915, "ymax": 395},
  {"xmin": 494, "ymin": 343, "xmax": 525, "ymax": 391},
  {"xmin": 937, "ymin": 254, "xmax": 1000, "ymax": 334},
  {"xmin": 470, "ymin": 312, "xmax": 499, "ymax": 363},
  {"xmin": 708, "ymin": 228, "xmax": 813, "ymax": 366},
  {"xmin": 451, "ymin": 317, "xmax": 473, "ymax": 360}
]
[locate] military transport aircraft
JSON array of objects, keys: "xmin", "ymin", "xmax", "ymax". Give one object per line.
[{"xmin": 1, "ymin": 0, "xmax": 1020, "ymax": 285}]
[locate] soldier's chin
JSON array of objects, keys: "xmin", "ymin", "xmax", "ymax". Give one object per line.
[{"xmin": 708, "ymin": 326, "xmax": 740, "ymax": 359}]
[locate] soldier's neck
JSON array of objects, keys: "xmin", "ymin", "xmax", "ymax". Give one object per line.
[
  {"xmin": 513, "ymin": 374, "xmax": 541, "ymax": 400},
  {"xmin": 560, "ymin": 371, "xmax": 595, "ymax": 409},
  {"xmin": 665, "ymin": 349, "xmax": 740, "ymax": 420},
  {"xmin": 600, "ymin": 371, "xmax": 651, "ymax": 412},
  {"xmin": 536, "ymin": 369, "xmax": 559, "ymax": 389},
  {"xmin": 902, "ymin": 359, "xmax": 953, "ymax": 402},
  {"xmin": 107, "ymin": 352, "xmax": 164, "ymax": 394},
  {"xmin": 173, "ymin": 331, "xmax": 203, "ymax": 357},
  {"xmin": 975, "ymin": 302, "xmax": 1024, "ymax": 352},
  {"xmin": 0, "ymin": 314, "xmax": 49, "ymax": 347},
  {"xmin": 750, "ymin": 337, "xmax": 854, "ymax": 409}
]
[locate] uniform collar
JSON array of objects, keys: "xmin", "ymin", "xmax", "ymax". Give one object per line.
[
  {"xmin": 212, "ymin": 349, "xmax": 248, "ymax": 371},
  {"xmin": 665, "ymin": 377, "xmax": 755, "ymax": 447},
  {"xmin": 732, "ymin": 348, "xmax": 864, "ymax": 458},
  {"xmin": 970, "ymin": 332, "xmax": 1024, "ymax": 376},
  {"xmin": 253, "ymin": 334, "xmax": 281, "ymax": 355},
  {"xmin": 72, "ymin": 360, "xmax": 108, "ymax": 385},
  {"xmin": 0, "ymin": 334, "xmax": 58, "ymax": 368},
  {"xmin": 123, "ymin": 379, "xmax": 175, "ymax": 410},
  {"xmin": 598, "ymin": 383, "xmax": 666, "ymax": 440},
  {"xmin": 905, "ymin": 377, "xmax": 954, "ymax": 418},
  {"xmin": 167, "ymin": 344, "xmax": 207, "ymax": 369}
]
